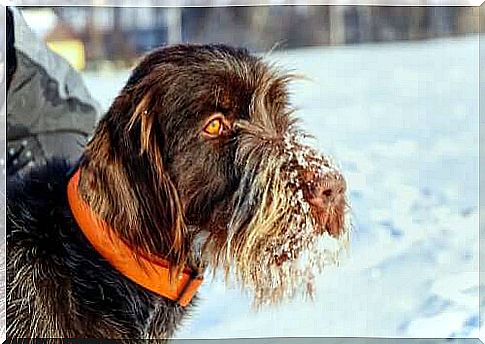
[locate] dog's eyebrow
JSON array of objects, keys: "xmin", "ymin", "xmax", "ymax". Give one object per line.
[
  {"xmin": 233, "ymin": 119, "xmax": 282, "ymax": 142},
  {"xmin": 233, "ymin": 120, "xmax": 250, "ymax": 130}
]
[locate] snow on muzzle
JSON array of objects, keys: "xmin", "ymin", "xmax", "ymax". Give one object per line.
[{"xmin": 223, "ymin": 128, "xmax": 351, "ymax": 307}]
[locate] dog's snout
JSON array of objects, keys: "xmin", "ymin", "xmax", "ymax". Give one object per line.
[{"xmin": 305, "ymin": 173, "xmax": 346, "ymax": 208}]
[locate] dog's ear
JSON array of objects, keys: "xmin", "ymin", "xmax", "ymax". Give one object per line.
[
  {"xmin": 122, "ymin": 88, "xmax": 189, "ymax": 272},
  {"xmin": 81, "ymin": 66, "xmax": 190, "ymax": 273}
]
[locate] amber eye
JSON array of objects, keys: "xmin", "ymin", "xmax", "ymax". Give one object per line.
[{"xmin": 204, "ymin": 118, "xmax": 224, "ymax": 136}]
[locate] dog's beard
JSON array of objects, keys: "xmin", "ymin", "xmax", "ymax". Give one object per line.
[{"xmin": 205, "ymin": 130, "xmax": 350, "ymax": 308}]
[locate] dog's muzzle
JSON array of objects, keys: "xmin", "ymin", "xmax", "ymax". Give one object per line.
[{"xmin": 283, "ymin": 132, "xmax": 348, "ymax": 238}]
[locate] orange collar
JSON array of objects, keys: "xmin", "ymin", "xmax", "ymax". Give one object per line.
[{"xmin": 67, "ymin": 169, "xmax": 203, "ymax": 307}]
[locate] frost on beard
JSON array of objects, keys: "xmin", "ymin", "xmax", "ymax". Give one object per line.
[{"xmin": 252, "ymin": 130, "xmax": 350, "ymax": 307}]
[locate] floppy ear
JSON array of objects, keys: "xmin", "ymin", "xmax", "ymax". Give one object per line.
[
  {"xmin": 121, "ymin": 90, "xmax": 189, "ymax": 272},
  {"xmin": 80, "ymin": 77, "xmax": 189, "ymax": 274}
]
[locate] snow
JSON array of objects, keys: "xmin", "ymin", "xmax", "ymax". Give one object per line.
[{"xmin": 81, "ymin": 35, "xmax": 480, "ymax": 339}]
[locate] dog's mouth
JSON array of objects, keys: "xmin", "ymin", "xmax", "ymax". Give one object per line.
[
  {"xmin": 261, "ymin": 133, "xmax": 349, "ymax": 269},
  {"xmin": 204, "ymin": 129, "xmax": 350, "ymax": 307},
  {"xmin": 285, "ymin": 139, "xmax": 347, "ymax": 238}
]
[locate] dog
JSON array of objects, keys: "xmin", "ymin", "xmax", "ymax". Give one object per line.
[{"xmin": 7, "ymin": 44, "xmax": 349, "ymax": 340}]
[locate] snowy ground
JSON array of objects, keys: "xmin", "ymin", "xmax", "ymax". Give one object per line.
[{"xmin": 82, "ymin": 35, "xmax": 480, "ymax": 339}]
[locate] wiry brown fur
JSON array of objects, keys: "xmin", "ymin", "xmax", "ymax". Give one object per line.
[{"xmin": 7, "ymin": 44, "xmax": 349, "ymax": 340}]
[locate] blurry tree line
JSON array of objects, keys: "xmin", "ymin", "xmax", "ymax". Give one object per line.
[
  {"xmin": 182, "ymin": 6, "xmax": 477, "ymax": 49},
  {"xmin": 26, "ymin": 6, "xmax": 479, "ymax": 66}
]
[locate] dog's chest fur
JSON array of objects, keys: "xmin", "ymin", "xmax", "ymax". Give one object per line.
[{"xmin": 7, "ymin": 159, "xmax": 194, "ymax": 339}]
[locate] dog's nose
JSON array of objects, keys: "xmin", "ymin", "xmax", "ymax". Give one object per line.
[{"xmin": 304, "ymin": 172, "xmax": 346, "ymax": 208}]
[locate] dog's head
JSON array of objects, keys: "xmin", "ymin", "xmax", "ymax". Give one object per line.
[{"xmin": 81, "ymin": 44, "xmax": 349, "ymax": 305}]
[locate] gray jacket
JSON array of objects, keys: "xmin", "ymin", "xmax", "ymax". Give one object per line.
[{"xmin": 7, "ymin": 7, "xmax": 100, "ymax": 176}]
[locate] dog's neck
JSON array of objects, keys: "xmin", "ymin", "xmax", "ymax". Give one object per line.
[{"xmin": 68, "ymin": 168, "xmax": 203, "ymax": 307}]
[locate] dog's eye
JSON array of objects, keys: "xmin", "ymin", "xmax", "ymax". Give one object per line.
[{"xmin": 204, "ymin": 118, "xmax": 224, "ymax": 136}]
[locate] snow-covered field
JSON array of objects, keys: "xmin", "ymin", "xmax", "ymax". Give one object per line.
[{"xmin": 82, "ymin": 35, "xmax": 480, "ymax": 339}]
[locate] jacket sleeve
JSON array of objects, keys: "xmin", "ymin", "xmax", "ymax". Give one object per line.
[{"xmin": 6, "ymin": 7, "xmax": 101, "ymax": 176}]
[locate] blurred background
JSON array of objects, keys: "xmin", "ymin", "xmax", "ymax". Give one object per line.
[
  {"xmin": 20, "ymin": 6, "xmax": 479, "ymax": 71},
  {"xmin": 13, "ymin": 4, "xmax": 482, "ymax": 340}
]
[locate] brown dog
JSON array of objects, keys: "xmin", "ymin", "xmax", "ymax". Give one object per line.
[{"xmin": 7, "ymin": 44, "xmax": 348, "ymax": 340}]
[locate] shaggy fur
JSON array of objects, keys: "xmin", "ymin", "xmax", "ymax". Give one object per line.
[{"xmin": 7, "ymin": 44, "xmax": 348, "ymax": 340}]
